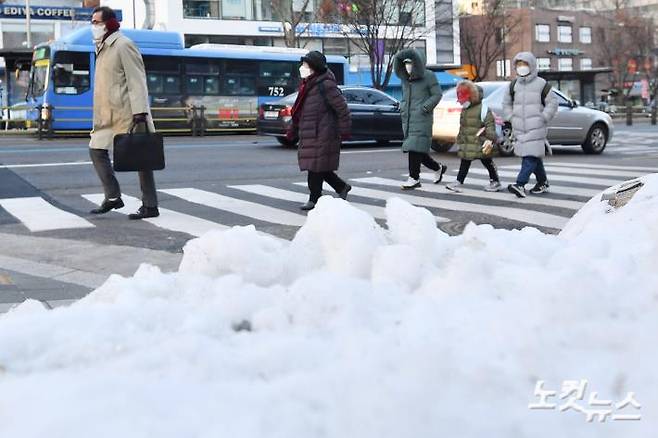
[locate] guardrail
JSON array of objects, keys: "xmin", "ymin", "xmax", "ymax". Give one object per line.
[{"xmin": 1, "ymin": 104, "xmax": 258, "ymax": 139}]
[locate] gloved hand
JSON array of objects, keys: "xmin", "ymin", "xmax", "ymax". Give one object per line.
[
  {"xmin": 503, "ymin": 121, "xmax": 512, "ymax": 131},
  {"xmin": 132, "ymin": 113, "xmax": 148, "ymax": 124}
]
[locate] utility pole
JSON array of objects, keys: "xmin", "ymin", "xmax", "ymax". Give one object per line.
[
  {"xmin": 25, "ymin": 0, "xmax": 32, "ymax": 48},
  {"xmin": 501, "ymin": 0, "xmax": 507, "ymax": 78}
]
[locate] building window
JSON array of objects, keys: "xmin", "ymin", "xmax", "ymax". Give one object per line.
[
  {"xmin": 558, "ymin": 25, "xmax": 572, "ymax": 43},
  {"xmin": 558, "ymin": 58, "xmax": 573, "ymax": 71},
  {"xmin": 537, "ymin": 57, "xmax": 551, "ymax": 71},
  {"xmin": 183, "ymin": 0, "xmax": 221, "ymax": 18},
  {"xmin": 223, "ymin": 0, "xmax": 250, "ymax": 19},
  {"xmin": 496, "ymin": 59, "xmax": 511, "ymax": 78},
  {"xmin": 580, "ymin": 58, "xmax": 592, "ymax": 70},
  {"xmin": 579, "ymin": 27, "xmax": 591, "ymax": 44},
  {"xmin": 535, "ymin": 24, "xmax": 550, "ymax": 42}
]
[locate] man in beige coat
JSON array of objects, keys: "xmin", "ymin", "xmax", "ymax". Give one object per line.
[{"xmin": 88, "ymin": 6, "xmax": 159, "ymax": 220}]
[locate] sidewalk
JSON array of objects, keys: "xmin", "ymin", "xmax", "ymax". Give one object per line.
[{"xmin": 0, "ymin": 233, "xmax": 182, "ymax": 313}]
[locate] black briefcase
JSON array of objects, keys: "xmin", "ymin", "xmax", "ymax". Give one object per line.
[{"xmin": 113, "ymin": 121, "xmax": 165, "ymax": 172}]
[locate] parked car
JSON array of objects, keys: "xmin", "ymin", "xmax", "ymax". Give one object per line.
[
  {"xmin": 257, "ymin": 86, "xmax": 403, "ymax": 147},
  {"xmin": 432, "ymin": 81, "xmax": 614, "ymax": 155}
]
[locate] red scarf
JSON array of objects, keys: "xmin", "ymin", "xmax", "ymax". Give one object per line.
[
  {"xmin": 102, "ymin": 17, "xmax": 120, "ymax": 43},
  {"xmin": 291, "ymin": 74, "xmax": 317, "ymax": 123}
]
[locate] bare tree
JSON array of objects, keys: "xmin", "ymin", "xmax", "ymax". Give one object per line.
[
  {"xmin": 459, "ymin": 0, "xmax": 522, "ymax": 82},
  {"xmin": 271, "ymin": 0, "xmax": 317, "ymax": 48},
  {"xmin": 328, "ymin": 0, "xmax": 451, "ymax": 90},
  {"xmin": 596, "ymin": 8, "xmax": 655, "ymax": 104}
]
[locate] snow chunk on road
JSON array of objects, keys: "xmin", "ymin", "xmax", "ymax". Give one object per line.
[{"xmin": 1, "ymin": 177, "xmax": 657, "ymax": 438}]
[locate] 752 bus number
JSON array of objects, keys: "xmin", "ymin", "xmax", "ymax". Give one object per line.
[{"xmin": 268, "ymin": 86, "xmax": 286, "ymax": 97}]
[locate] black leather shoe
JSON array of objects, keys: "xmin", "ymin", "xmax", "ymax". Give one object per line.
[
  {"xmin": 339, "ymin": 184, "xmax": 352, "ymax": 200},
  {"xmin": 128, "ymin": 206, "xmax": 160, "ymax": 220},
  {"xmin": 90, "ymin": 198, "xmax": 124, "ymax": 214},
  {"xmin": 300, "ymin": 201, "xmax": 316, "ymax": 211}
]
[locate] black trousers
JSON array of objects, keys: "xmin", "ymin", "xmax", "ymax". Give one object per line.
[
  {"xmin": 456, "ymin": 158, "xmax": 499, "ymax": 184},
  {"xmin": 408, "ymin": 151, "xmax": 440, "ymax": 180},
  {"xmin": 307, "ymin": 171, "xmax": 347, "ymax": 203},
  {"xmin": 89, "ymin": 148, "xmax": 158, "ymax": 208}
]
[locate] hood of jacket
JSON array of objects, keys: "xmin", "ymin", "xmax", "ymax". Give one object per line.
[
  {"xmin": 394, "ymin": 48, "xmax": 426, "ymax": 82},
  {"xmin": 513, "ymin": 51, "xmax": 538, "ymax": 83}
]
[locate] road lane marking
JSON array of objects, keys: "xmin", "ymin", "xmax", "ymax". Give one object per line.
[
  {"xmin": 295, "ymin": 182, "xmax": 569, "ymax": 229},
  {"xmin": 228, "ymin": 184, "xmax": 450, "ymax": 223},
  {"xmin": 0, "ymin": 161, "xmax": 92, "ymax": 169},
  {"xmin": 359, "ymin": 175, "xmax": 583, "ymax": 210},
  {"xmin": 160, "ymin": 188, "xmax": 307, "ymax": 227},
  {"xmin": 83, "ymin": 193, "xmax": 226, "ymax": 237},
  {"xmin": 0, "ymin": 197, "xmax": 95, "ymax": 232}
]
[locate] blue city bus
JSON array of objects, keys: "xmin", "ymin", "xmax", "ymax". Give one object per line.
[{"xmin": 18, "ymin": 27, "xmax": 348, "ymax": 134}]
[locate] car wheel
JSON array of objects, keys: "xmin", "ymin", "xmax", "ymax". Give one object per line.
[
  {"xmin": 582, "ymin": 123, "xmax": 608, "ymax": 154},
  {"xmin": 431, "ymin": 141, "xmax": 452, "ymax": 153},
  {"xmin": 276, "ymin": 136, "xmax": 297, "ymax": 148},
  {"xmin": 499, "ymin": 124, "xmax": 515, "ymax": 156}
]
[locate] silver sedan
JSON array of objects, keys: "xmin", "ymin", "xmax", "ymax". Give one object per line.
[{"xmin": 432, "ymin": 81, "xmax": 614, "ymax": 155}]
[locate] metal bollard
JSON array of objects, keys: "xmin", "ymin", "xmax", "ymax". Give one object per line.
[
  {"xmin": 625, "ymin": 101, "xmax": 633, "ymax": 126},
  {"xmin": 199, "ymin": 105, "xmax": 206, "ymax": 137}
]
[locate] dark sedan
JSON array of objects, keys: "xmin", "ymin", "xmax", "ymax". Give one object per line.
[{"xmin": 257, "ymin": 86, "xmax": 403, "ymax": 147}]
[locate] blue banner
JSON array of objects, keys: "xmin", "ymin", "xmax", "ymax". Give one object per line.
[{"xmin": 0, "ymin": 5, "xmax": 122, "ymax": 21}]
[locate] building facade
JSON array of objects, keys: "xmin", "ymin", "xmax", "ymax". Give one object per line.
[
  {"xmin": 462, "ymin": 8, "xmax": 616, "ymax": 104},
  {"xmin": 108, "ymin": 0, "xmax": 462, "ymax": 67}
]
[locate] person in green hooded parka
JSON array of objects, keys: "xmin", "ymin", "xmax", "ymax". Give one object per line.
[{"xmin": 394, "ymin": 48, "xmax": 447, "ymax": 190}]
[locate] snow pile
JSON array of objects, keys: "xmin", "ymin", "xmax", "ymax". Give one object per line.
[{"xmin": 1, "ymin": 176, "xmax": 657, "ymax": 438}]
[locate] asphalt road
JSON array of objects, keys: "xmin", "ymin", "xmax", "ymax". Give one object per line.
[{"xmin": 0, "ymin": 122, "xmax": 657, "ymax": 308}]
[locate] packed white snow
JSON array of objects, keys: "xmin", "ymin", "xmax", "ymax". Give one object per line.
[{"xmin": 1, "ymin": 175, "xmax": 657, "ymax": 438}]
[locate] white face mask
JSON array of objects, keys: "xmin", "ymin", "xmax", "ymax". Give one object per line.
[
  {"xmin": 299, "ymin": 65, "xmax": 312, "ymax": 79},
  {"xmin": 461, "ymin": 101, "xmax": 471, "ymax": 109},
  {"xmin": 405, "ymin": 63, "xmax": 413, "ymax": 75},
  {"xmin": 516, "ymin": 65, "xmax": 531, "ymax": 77},
  {"xmin": 92, "ymin": 24, "xmax": 107, "ymax": 42}
]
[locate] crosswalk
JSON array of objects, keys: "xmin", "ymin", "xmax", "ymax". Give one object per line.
[
  {"xmin": 607, "ymin": 131, "xmax": 658, "ymax": 156},
  {"xmin": 1, "ymin": 161, "xmax": 657, "ymax": 237}
]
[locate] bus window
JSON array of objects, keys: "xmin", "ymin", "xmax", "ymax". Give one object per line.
[
  {"xmin": 186, "ymin": 76, "xmax": 204, "ymax": 95},
  {"xmin": 328, "ymin": 62, "xmax": 345, "ymax": 85},
  {"xmin": 224, "ymin": 60, "xmax": 257, "ymax": 95},
  {"xmin": 258, "ymin": 61, "xmax": 297, "ymax": 96},
  {"xmin": 163, "ymin": 75, "xmax": 181, "ymax": 94},
  {"xmin": 147, "ymin": 74, "xmax": 164, "ymax": 94},
  {"xmin": 224, "ymin": 76, "xmax": 256, "ymax": 96},
  {"xmin": 53, "ymin": 51, "xmax": 90, "ymax": 95},
  {"xmin": 29, "ymin": 61, "xmax": 48, "ymax": 97},
  {"xmin": 184, "ymin": 60, "xmax": 220, "ymax": 95},
  {"xmin": 204, "ymin": 77, "xmax": 219, "ymax": 94}
]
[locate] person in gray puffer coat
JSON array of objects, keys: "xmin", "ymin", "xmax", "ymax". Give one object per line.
[
  {"xmin": 503, "ymin": 52, "xmax": 558, "ymax": 198},
  {"xmin": 394, "ymin": 48, "xmax": 447, "ymax": 190}
]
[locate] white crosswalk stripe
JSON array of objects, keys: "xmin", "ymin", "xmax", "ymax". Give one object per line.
[
  {"xmin": 229, "ymin": 184, "xmax": 450, "ymax": 223},
  {"xmin": 546, "ymin": 162, "xmax": 658, "ymax": 173},
  {"xmin": 83, "ymin": 193, "xmax": 225, "ymax": 237},
  {"xmin": 421, "ymin": 172, "xmax": 601, "ymax": 198},
  {"xmin": 295, "ymin": 182, "xmax": 569, "ymax": 229},
  {"xmin": 499, "ymin": 165, "xmax": 649, "ymax": 179},
  {"xmin": 396, "ymin": 176, "xmax": 583, "ymax": 210},
  {"xmin": 4, "ymin": 161, "xmax": 652, "ymax": 238},
  {"xmin": 160, "ymin": 188, "xmax": 307, "ymax": 227},
  {"xmin": 462, "ymin": 168, "xmax": 624, "ymax": 187},
  {"xmin": 0, "ymin": 197, "xmax": 94, "ymax": 232}
]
